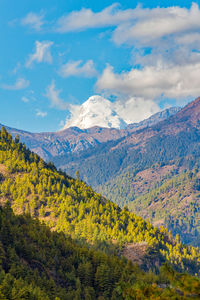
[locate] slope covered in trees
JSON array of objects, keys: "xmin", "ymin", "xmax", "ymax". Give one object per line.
[
  {"xmin": 2, "ymin": 204, "xmax": 200, "ymax": 299},
  {"xmin": 129, "ymin": 168, "xmax": 200, "ymax": 247},
  {"xmin": 99, "ymin": 163, "xmax": 200, "ymax": 247},
  {"xmin": 0, "ymin": 127, "xmax": 200, "ymax": 277}
]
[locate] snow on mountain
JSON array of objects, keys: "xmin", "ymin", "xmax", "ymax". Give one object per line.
[{"xmin": 64, "ymin": 95, "xmax": 128, "ymax": 129}]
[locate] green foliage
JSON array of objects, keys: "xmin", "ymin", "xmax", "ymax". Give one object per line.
[
  {"xmin": 99, "ymin": 163, "xmax": 200, "ymax": 248},
  {"xmin": 0, "ymin": 127, "xmax": 200, "ymax": 278},
  {"xmin": 1, "ymin": 204, "xmax": 198, "ymax": 299},
  {"xmin": 122, "ymin": 168, "xmax": 200, "ymax": 247}
]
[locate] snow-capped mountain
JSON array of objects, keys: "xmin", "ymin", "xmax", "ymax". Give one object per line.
[
  {"xmin": 0, "ymin": 104, "xmax": 180, "ymax": 160},
  {"xmin": 64, "ymin": 95, "xmax": 128, "ymax": 129}
]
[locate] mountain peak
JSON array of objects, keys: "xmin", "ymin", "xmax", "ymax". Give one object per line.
[{"xmin": 64, "ymin": 95, "xmax": 128, "ymax": 129}]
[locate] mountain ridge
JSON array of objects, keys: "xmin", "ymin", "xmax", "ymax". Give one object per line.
[{"xmin": 0, "ymin": 106, "xmax": 180, "ymax": 161}]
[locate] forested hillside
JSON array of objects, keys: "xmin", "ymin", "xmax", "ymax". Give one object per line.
[
  {"xmin": 1, "ymin": 127, "xmax": 200, "ymax": 278},
  {"xmin": 131, "ymin": 168, "xmax": 200, "ymax": 247},
  {"xmin": 99, "ymin": 164, "xmax": 200, "ymax": 247},
  {"xmin": 2, "ymin": 205, "xmax": 200, "ymax": 299}
]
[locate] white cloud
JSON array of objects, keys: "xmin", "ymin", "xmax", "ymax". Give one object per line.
[
  {"xmin": 21, "ymin": 96, "xmax": 29, "ymax": 103},
  {"xmin": 112, "ymin": 3, "xmax": 200, "ymax": 46},
  {"xmin": 24, "ymin": 3, "xmax": 200, "ymax": 126},
  {"xmin": 26, "ymin": 41, "xmax": 53, "ymax": 67},
  {"xmin": 59, "ymin": 60, "xmax": 97, "ymax": 78},
  {"xmin": 63, "ymin": 95, "xmax": 160, "ymax": 129},
  {"xmin": 114, "ymin": 97, "xmax": 160, "ymax": 124},
  {"xmin": 56, "ymin": 3, "xmax": 135, "ymax": 32},
  {"xmin": 176, "ymin": 32, "xmax": 200, "ymax": 48},
  {"xmin": 96, "ymin": 62, "xmax": 200, "ymax": 100},
  {"xmin": 56, "ymin": 3, "xmax": 200, "ymax": 47},
  {"xmin": 55, "ymin": 3, "xmax": 200, "ymax": 65},
  {"xmin": 36, "ymin": 109, "xmax": 47, "ymax": 117},
  {"xmin": 2, "ymin": 78, "xmax": 29, "ymax": 90},
  {"xmin": 46, "ymin": 80, "xmax": 69, "ymax": 110},
  {"xmin": 21, "ymin": 12, "xmax": 44, "ymax": 31},
  {"xmin": 56, "ymin": 3, "xmax": 200, "ymax": 101}
]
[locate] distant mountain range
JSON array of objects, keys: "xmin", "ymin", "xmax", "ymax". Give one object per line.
[
  {"xmin": 0, "ymin": 106, "xmax": 180, "ymax": 161},
  {"xmin": 55, "ymin": 97, "xmax": 200, "ymax": 187}
]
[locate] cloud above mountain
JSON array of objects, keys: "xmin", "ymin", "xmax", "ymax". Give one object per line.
[
  {"xmin": 64, "ymin": 95, "xmax": 159, "ymax": 129},
  {"xmin": 96, "ymin": 62, "xmax": 200, "ymax": 100},
  {"xmin": 56, "ymin": 3, "xmax": 200, "ymax": 103},
  {"xmin": 54, "ymin": 3, "xmax": 200, "ymax": 129}
]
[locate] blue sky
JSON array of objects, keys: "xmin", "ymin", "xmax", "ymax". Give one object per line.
[{"xmin": 1, "ymin": 0, "xmax": 200, "ymax": 132}]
